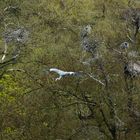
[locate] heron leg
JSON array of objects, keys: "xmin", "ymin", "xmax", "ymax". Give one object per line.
[{"xmin": 55, "ymin": 76, "xmax": 62, "ymax": 81}]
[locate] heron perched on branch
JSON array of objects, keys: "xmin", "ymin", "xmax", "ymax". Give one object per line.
[
  {"xmin": 1, "ymin": 27, "xmax": 29, "ymax": 62},
  {"xmin": 124, "ymin": 61, "xmax": 140, "ymax": 77},
  {"xmin": 3, "ymin": 27, "xmax": 29, "ymax": 43},
  {"xmin": 80, "ymin": 25, "xmax": 100, "ymax": 54},
  {"xmin": 80, "ymin": 25, "xmax": 92, "ymax": 39},
  {"xmin": 120, "ymin": 42, "xmax": 129, "ymax": 49},
  {"xmin": 82, "ymin": 38, "xmax": 99, "ymax": 53}
]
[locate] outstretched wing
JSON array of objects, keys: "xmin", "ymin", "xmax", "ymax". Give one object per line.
[
  {"xmin": 72, "ymin": 71, "xmax": 84, "ymax": 77},
  {"xmin": 50, "ymin": 68, "xmax": 65, "ymax": 75}
]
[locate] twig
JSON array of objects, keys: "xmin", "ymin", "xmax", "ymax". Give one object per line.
[
  {"xmin": 87, "ymin": 73, "xmax": 105, "ymax": 86},
  {"xmin": 1, "ymin": 42, "xmax": 8, "ymax": 63},
  {"xmin": 127, "ymin": 34, "xmax": 134, "ymax": 43},
  {"xmin": 7, "ymin": 68, "xmax": 25, "ymax": 72},
  {"xmin": 113, "ymin": 49, "xmax": 122, "ymax": 54}
]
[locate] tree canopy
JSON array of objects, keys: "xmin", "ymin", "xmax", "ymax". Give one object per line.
[{"xmin": 0, "ymin": 0, "xmax": 140, "ymax": 140}]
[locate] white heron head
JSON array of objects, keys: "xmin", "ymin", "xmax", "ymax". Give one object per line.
[
  {"xmin": 84, "ymin": 25, "xmax": 92, "ymax": 34},
  {"xmin": 81, "ymin": 25, "xmax": 92, "ymax": 38}
]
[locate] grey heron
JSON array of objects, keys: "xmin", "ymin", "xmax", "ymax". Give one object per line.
[
  {"xmin": 49, "ymin": 68, "xmax": 105, "ymax": 86},
  {"xmin": 128, "ymin": 51, "xmax": 139, "ymax": 58},
  {"xmin": 124, "ymin": 61, "xmax": 140, "ymax": 77},
  {"xmin": 3, "ymin": 27, "xmax": 29, "ymax": 43},
  {"xmin": 82, "ymin": 38, "xmax": 97, "ymax": 53},
  {"xmin": 120, "ymin": 42, "xmax": 129, "ymax": 49},
  {"xmin": 80, "ymin": 25, "xmax": 99, "ymax": 54},
  {"xmin": 1, "ymin": 27, "xmax": 29, "ymax": 62},
  {"xmin": 49, "ymin": 68, "xmax": 81, "ymax": 81},
  {"xmin": 81, "ymin": 25, "xmax": 92, "ymax": 39}
]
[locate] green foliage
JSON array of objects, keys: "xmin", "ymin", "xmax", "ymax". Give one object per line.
[
  {"xmin": 0, "ymin": 0, "xmax": 140, "ymax": 140},
  {"xmin": 0, "ymin": 74, "xmax": 25, "ymax": 102}
]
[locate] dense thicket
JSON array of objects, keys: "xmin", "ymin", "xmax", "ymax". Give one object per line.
[{"xmin": 0, "ymin": 0, "xmax": 140, "ymax": 140}]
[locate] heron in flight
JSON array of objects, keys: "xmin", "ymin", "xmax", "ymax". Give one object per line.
[
  {"xmin": 49, "ymin": 68, "xmax": 105, "ymax": 86},
  {"xmin": 49, "ymin": 68, "xmax": 81, "ymax": 81}
]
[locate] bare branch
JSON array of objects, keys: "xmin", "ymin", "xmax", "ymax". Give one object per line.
[
  {"xmin": 1, "ymin": 42, "xmax": 8, "ymax": 62},
  {"xmin": 7, "ymin": 68, "xmax": 25, "ymax": 72},
  {"xmin": 87, "ymin": 73, "xmax": 105, "ymax": 86}
]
